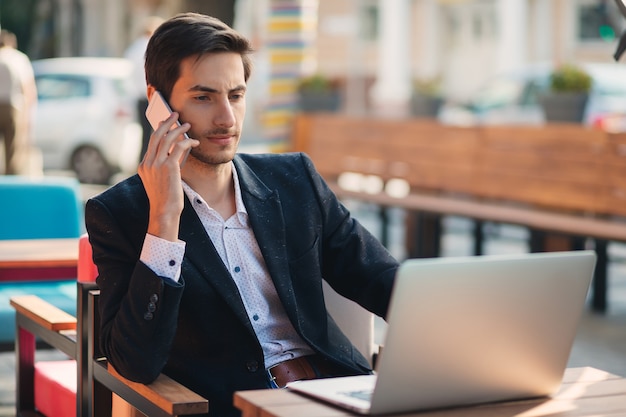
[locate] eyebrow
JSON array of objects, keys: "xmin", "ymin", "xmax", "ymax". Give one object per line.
[{"xmin": 188, "ymin": 84, "xmax": 247, "ymax": 94}]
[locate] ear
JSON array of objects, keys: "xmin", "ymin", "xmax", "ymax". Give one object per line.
[{"xmin": 146, "ymin": 85, "xmax": 156, "ymax": 101}]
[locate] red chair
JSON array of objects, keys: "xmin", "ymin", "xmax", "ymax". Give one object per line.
[{"xmin": 12, "ymin": 234, "xmax": 96, "ymax": 417}]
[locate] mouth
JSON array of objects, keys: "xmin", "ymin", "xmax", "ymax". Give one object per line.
[{"xmin": 205, "ymin": 134, "xmax": 236, "ymax": 146}]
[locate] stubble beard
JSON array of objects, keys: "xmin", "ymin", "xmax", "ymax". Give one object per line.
[{"xmin": 187, "ymin": 137, "xmax": 239, "ymax": 167}]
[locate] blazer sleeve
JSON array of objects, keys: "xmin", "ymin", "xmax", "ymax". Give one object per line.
[
  {"xmin": 85, "ymin": 192, "xmax": 185, "ymax": 384},
  {"xmin": 300, "ymin": 153, "xmax": 399, "ymax": 319}
]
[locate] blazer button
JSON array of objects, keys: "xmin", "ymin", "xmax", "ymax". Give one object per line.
[
  {"xmin": 147, "ymin": 302, "xmax": 156, "ymax": 312},
  {"xmin": 150, "ymin": 294, "xmax": 159, "ymax": 303},
  {"xmin": 246, "ymin": 360, "xmax": 259, "ymax": 372},
  {"xmin": 143, "ymin": 312, "xmax": 154, "ymax": 321}
]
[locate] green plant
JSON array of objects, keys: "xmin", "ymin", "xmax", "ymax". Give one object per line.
[
  {"xmin": 297, "ymin": 74, "xmax": 336, "ymax": 93},
  {"xmin": 413, "ymin": 77, "xmax": 442, "ymax": 97},
  {"xmin": 549, "ymin": 64, "xmax": 592, "ymax": 93}
]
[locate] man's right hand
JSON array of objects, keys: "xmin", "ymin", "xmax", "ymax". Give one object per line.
[{"xmin": 138, "ymin": 112, "xmax": 199, "ymax": 242}]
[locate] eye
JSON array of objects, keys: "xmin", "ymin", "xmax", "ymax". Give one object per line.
[
  {"xmin": 194, "ymin": 95, "xmax": 210, "ymax": 102},
  {"xmin": 230, "ymin": 91, "xmax": 246, "ymax": 101}
]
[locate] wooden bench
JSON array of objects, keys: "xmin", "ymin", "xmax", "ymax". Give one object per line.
[{"xmin": 290, "ymin": 113, "xmax": 626, "ymax": 312}]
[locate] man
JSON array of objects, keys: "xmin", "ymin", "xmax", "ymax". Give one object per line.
[
  {"xmin": 0, "ymin": 30, "xmax": 37, "ymax": 174},
  {"xmin": 85, "ymin": 13, "xmax": 398, "ymax": 417}
]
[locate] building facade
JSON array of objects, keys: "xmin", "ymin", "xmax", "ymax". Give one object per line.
[{"xmin": 12, "ymin": 0, "xmax": 624, "ymax": 140}]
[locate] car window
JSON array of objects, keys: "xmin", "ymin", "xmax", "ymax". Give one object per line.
[
  {"xmin": 108, "ymin": 74, "xmax": 135, "ymax": 99},
  {"xmin": 35, "ymin": 74, "xmax": 91, "ymax": 100}
]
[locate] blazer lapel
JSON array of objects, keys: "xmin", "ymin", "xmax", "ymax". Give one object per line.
[
  {"xmin": 178, "ymin": 196, "xmax": 254, "ymax": 333},
  {"xmin": 234, "ymin": 157, "xmax": 300, "ymax": 325}
]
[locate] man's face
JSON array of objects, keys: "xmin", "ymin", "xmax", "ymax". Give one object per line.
[{"xmin": 169, "ymin": 52, "xmax": 247, "ymax": 167}]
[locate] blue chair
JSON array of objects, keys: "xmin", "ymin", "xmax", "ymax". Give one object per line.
[
  {"xmin": 0, "ymin": 175, "xmax": 83, "ymax": 240},
  {"xmin": 0, "ymin": 175, "xmax": 83, "ymax": 347}
]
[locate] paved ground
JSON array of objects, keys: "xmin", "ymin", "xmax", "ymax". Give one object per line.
[{"xmin": 1, "ymin": 197, "xmax": 625, "ymax": 417}]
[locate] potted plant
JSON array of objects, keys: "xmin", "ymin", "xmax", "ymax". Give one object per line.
[
  {"xmin": 296, "ymin": 74, "xmax": 341, "ymax": 112},
  {"xmin": 539, "ymin": 64, "xmax": 592, "ymax": 123},
  {"xmin": 410, "ymin": 76, "xmax": 444, "ymax": 118}
]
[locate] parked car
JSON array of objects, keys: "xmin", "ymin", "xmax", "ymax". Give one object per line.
[
  {"xmin": 32, "ymin": 57, "xmax": 142, "ymax": 184},
  {"xmin": 438, "ymin": 62, "xmax": 626, "ymax": 129}
]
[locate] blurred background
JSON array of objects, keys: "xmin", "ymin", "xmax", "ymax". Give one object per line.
[
  {"xmin": 1, "ymin": 0, "xmax": 626, "ymax": 184},
  {"xmin": 1, "ymin": 4, "xmax": 626, "ymax": 415}
]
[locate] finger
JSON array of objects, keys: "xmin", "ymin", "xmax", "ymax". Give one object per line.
[
  {"xmin": 144, "ymin": 113, "xmax": 182, "ymax": 162},
  {"xmin": 161, "ymin": 121, "xmax": 192, "ymax": 155},
  {"xmin": 168, "ymin": 135, "xmax": 199, "ymax": 166}
]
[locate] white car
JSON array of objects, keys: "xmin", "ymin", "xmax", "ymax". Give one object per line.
[
  {"xmin": 438, "ymin": 62, "xmax": 626, "ymax": 129},
  {"xmin": 32, "ymin": 57, "xmax": 142, "ymax": 184}
]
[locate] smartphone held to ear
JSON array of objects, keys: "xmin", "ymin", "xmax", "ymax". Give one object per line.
[
  {"xmin": 145, "ymin": 91, "xmax": 190, "ymax": 139},
  {"xmin": 145, "ymin": 91, "xmax": 191, "ymax": 164}
]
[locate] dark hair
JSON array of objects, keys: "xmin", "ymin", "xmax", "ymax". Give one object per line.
[{"xmin": 144, "ymin": 13, "xmax": 254, "ymax": 100}]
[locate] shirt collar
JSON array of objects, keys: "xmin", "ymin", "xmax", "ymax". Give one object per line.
[{"xmin": 182, "ymin": 162, "xmax": 249, "ymax": 225}]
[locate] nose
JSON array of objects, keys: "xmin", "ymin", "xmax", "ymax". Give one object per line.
[{"xmin": 213, "ymin": 97, "xmax": 236, "ymax": 128}]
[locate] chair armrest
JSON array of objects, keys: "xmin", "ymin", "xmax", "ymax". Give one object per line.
[
  {"xmin": 11, "ymin": 295, "xmax": 78, "ymax": 416},
  {"xmin": 11, "ymin": 295, "xmax": 77, "ymax": 357},
  {"xmin": 11, "ymin": 295, "xmax": 76, "ymax": 331},
  {"xmin": 87, "ymin": 289, "xmax": 208, "ymax": 417},
  {"xmin": 107, "ymin": 364, "xmax": 209, "ymax": 416}
]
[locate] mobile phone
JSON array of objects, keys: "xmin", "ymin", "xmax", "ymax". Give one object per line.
[{"xmin": 145, "ymin": 91, "xmax": 191, "ymax": 164}]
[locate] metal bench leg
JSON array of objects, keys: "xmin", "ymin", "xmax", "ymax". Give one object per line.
[
  {"xmin": 405, "ymin": 211, "xmax": 442, "ymax": 259},
  {"xmin": 473, "ymin": 220, "xmax": 484, "ymax": 256},
  {"xmin": 592, "ymin": 240, "xmax": 608, "ymax": 313}
]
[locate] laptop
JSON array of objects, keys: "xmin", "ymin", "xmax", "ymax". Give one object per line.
[{"xmin": 287, "ymin": 250, "xmax": 596, "ymax": 415}]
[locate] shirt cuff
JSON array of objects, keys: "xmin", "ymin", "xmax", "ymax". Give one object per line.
[{"xmin": 140, "ymin": 233, "xmax": 186, "ymax": 283}]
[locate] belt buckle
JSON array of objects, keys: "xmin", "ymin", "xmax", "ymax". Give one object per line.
[{"xmin": 267, "ymin": 363, "xmax": 282, "ymax": 388}]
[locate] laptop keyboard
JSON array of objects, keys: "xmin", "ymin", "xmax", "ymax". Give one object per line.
[{"xmin": 339, "ymin": 389, "xmax": 373, "ymax": 402}]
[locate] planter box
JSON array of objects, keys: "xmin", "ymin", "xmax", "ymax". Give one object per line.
[
  {"xmin": 298, "ymin": 91, "xmax": 341, "ymax": 112},
  {"xmin": 539, "ymin": 92, "xmax": 589, "ymax": 123},
  {"xmin": 410, "ymin": 94, "xmax": 443, "ymax": 118}
]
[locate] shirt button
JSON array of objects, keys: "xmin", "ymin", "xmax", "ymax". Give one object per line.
[
  {"xmin": 246, "ymin": 360, "xmax": 259, "ymax": 372},
  {"xmin": 169, "ymin": 259, "xmax": 176, "ymax": 266},
  {"xmin": 253, "ymin": 314, "xmax": 259, "ymax": 321},
  {"xmin": 234, "ymin": 266, "xmax": 241, "ymax": 273}
]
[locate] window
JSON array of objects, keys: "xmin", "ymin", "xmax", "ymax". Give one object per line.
[
  {"xmin": 35, "ymin": 75, "xmax": 90, "ymax": 100},
  {"xmin": 578, "ymin": 0, "xmax": 624, "ymax": 42},
  {"xmin": 359, "ymin": 3, "xmax": 378, "ymax": 41}
]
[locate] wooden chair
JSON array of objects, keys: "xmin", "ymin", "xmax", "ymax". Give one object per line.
[
  {"xmin": 322, "ymin": 281, "xmax": 377, "ymax": 366},
  {"xmin": 11, "ymin": 234, "xmax": 208, "ymax": 417}
]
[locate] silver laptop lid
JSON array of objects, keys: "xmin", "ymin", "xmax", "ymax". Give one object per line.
[{"xmin": 370, "ymin": 250, "xmax": 595, "ymax": 414}]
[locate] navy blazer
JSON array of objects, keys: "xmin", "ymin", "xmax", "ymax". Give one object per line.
[{"xmin": 85, "ymin": 152, "xmax": 398, "ymax": 417}]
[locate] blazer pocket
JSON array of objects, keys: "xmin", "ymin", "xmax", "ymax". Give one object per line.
[
  {"xmin": 288, "ymin": 235, "xmax": 324, "ymax": 300},
  {"xmin": 288, "ymin": 234, "xmax": 320, "ymax": 270}
]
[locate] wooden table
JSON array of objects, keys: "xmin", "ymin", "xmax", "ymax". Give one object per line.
[
  {"xmin": 234, "ymin": 367, "xmax": 626, "ymax": 417},
  {"xmin": 0, "ymin": 238, "xmax": 79, "ymax": 281}
]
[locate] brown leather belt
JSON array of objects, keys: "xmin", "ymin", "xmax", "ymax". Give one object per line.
[{"xmin": 267, "ymin": 355, "xmax": 346, "ymax": 388}]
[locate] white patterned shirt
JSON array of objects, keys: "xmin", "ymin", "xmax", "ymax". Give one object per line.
[{"xmin": 139, "ymin": 163, "xmax": 314, "ymax": 368}]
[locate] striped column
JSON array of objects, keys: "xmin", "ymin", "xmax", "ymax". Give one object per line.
[{"xmin": 263, "ymin": 0, "xmax": 318, "ymax": 144}]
